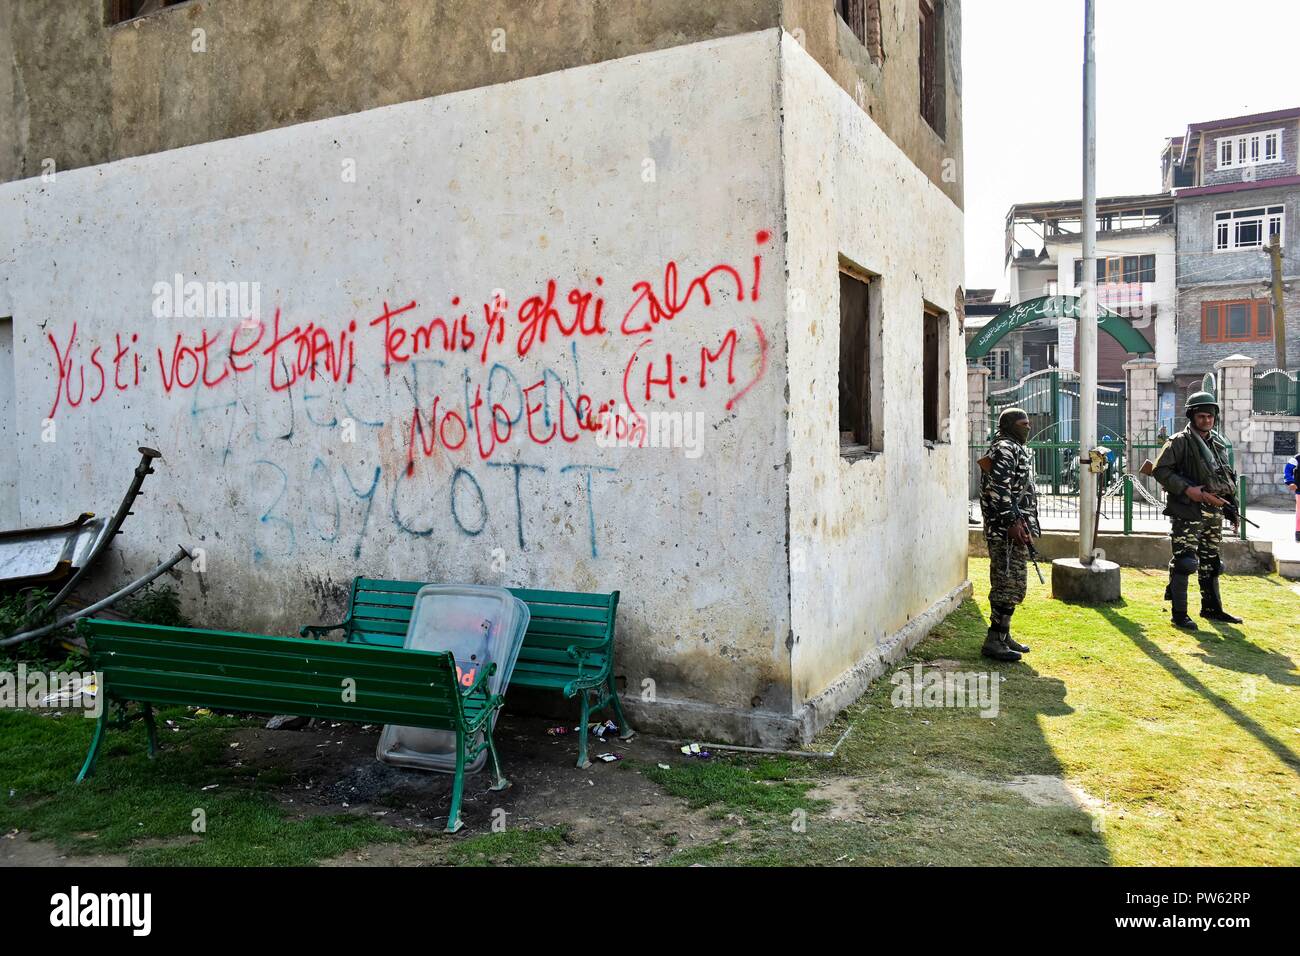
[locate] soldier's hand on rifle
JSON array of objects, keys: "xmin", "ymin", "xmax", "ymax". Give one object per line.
[
  {"xmin": 1187, "ymin": 485, "xmax": 1226, "ymax": 508},
  {"xmin": 1010, "ymin": 519, "xmax": 1031, "ymax": 547}
]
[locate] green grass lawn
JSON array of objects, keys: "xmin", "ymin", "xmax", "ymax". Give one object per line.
[
  {"xmin": 0, "ymin": 707, "xmax": 399, "ymax": 866},
  {"xmin": 2, "ymin": 560, "xmax": 1296, "ymax": 866},
  {"xmin": 647, "ymin": 559, "xmax": 1300, "ymax": 866}
]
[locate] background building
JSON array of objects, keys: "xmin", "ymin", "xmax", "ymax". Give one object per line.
[{"xmin": 1166, "ymin": 107, "xmax": 1300, "ymax": 398}]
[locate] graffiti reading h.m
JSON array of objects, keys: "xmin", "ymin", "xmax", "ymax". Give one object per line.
[{"xmin": 42, "ymin": 233, "xmax": 774, "ymax": 562}]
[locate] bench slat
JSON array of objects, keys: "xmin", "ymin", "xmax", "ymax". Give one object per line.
[
  {"xmin": 100, "ymin": 681, "xmax": 461, "ymax": 729},
  {"xmin": 349, "ymin": 604, "xmax": 416, "ymax": 624},
  {"xmin": 508, "ymin": 587, "xmax": 613, "ymax": 608},
  {"xmin": 100, "ymin": 667, "xmax": 460, "ymax": 722},
  {"xmin": 520, "ymin": 605, "xmax": 611, "ymax": 624},
  {"xmin": 98, "ymin": 649, "xmax": 457, "ymax": 701},
  {"xmin": 350, "ymin": 631, "xmax": 406, "ymax": 648},
  {"xmin": 357, "ymin": 578, "xmax": 426, "ymax": 594},
  {"xmin": 525, "ymin": 619, "xmax": 608, "ymax": 640},
  {"xmin": 93, "ymin": 633, "xmax": 446, "ymax": 681},
  {"xmin": 85, "ymin": 619, "xmax": 445, "ymax": 668},
  {"xmin": 354, "ymin": 592, "xmax": 418, "ymax": 610}
]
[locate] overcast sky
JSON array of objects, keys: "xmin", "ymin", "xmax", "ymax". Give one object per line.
[{"xmin": 962, "ymin": 0, "xmax": 1300, "ymax": 290}]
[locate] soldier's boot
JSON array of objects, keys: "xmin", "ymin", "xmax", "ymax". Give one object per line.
[
  {"xmin": 981, "ymin": 610, "xmax": 1021, "ymax": 661},
  {"xmin": 992, "ymin": 604, "xmax": 1030, "ymax": 654},
  {"xmin": 1168, "ymin": 572, "xmax": 1198, "ymax": 631},
  {"xmin": 1199, "ymin": 575, "xmax": 1243, "ymax": 624}
]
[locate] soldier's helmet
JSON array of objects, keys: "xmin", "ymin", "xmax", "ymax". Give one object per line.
[{"xmin": 1184, "ymin": 391, "xmax": 1220, "ymax": 417}]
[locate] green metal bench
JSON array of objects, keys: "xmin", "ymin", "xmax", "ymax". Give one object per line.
[
  {"xmin": 77, "ymin": 618, "xmax": 507, "ymax": 832},
  {"xmin": 302, "ymin": 578, "xmax": 632, "ymax": 768}
]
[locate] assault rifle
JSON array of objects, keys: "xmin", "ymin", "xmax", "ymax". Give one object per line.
[
  {"xmin": 980, "ymin": 453, "xmax": 1045, "ymax": 583},
  {"xmin": 1138, "ymin": 459, "xmax": 1260, "ymax": 530},
  {"xmin": 1009, "ymin": 495, "xmax": 1046, "ymax": 585}
]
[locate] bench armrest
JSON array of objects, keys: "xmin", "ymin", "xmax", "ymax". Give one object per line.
[
  {"xmin": 562, "ymin": 645, "xmax": 613, "ymax": 697},
  {"xmin": 460, "ymin": 662, "xmax": 503, "ymax": 731},
  {"xmin": 300, "ymin": 620, "xmax": 348, "ymax": 640}
]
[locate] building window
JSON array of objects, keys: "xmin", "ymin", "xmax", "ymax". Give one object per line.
[
  {"xmin": 1073, "ymin": 255, "xmax": 1155, "ymax": 284},
  {"xmin": 982, "ymin": 348, "xmax": 1011, "ymax": 381},
  {"xmin": 1215, "ymin": 129, "xmax": 1283, "ymax": 169},
  {"xmin": 836, "ymin": 0, "xmax": 884, "ymax": 61},
  {"xmin": 1214, "ymin": 205, "xmax": 1284, "ymax": 251},
  {"xmin": 918, "ymin": 0, "xmax": 944, "ymax": 134},
  {"xmin": 922, "ymin": 304, "xmax": 949, "ymax": 443},
  {"xmin": 839, "ymin": 268, "xmax": 882, "ymax": 455},
  {"xmin": 1202, "ymin": 299, "xmax": 1273, "ymax": 343},
  {"xmin": 107, "ymin": 1, "xmax": 187, "ymax": 25}
]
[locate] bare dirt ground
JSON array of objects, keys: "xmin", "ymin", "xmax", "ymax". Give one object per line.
[{"xmin": 3, "ymin": 713, "xmax": 733, "ymax": 867}]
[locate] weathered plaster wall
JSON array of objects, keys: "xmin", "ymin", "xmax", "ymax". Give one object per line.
[
  {"xmin": 2, "ymin": 1, "xmax": 961, "ymax": 205},
  {"xmin": 0, "ymin": 0, "xmax": 781, "ymax": 183},
  {"xmin": 779, "ymin": 32, "xmax": 967, "ymax": 731},
  {"xmin": 780, "ymin": 0, "xmax": 963, "ymax": 209},
  {"xmin": 0, "ymin": 32, "xmax": 793, "ymax": 741}
]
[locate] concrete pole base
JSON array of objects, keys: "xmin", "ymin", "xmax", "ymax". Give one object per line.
[{"xmin": 1050, "ymin": 557, "xmax": 1121, "ymax": 603}]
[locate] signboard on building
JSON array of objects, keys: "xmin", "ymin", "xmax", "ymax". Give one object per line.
[
  {"xmin": 1058, "ymin": 317, "xmax": 1076, "ymax": 371},
  {"xmin": 1274, "ymin": 431, "xmax": 1298, "ymax": 458}
]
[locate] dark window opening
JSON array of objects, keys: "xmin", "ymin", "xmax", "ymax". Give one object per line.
[
  {"xmin": 923, "ymin": 305, "xmax": 948, "ymax": 443},
  {"xmin": 107, "ymin": 1, "xmax": 187, "ymax": 26},
  {"xmin": 837, "ymin": 0, "xmax": 884, "ymax": 61},
  {"xmin": 919, "ymin": 0, "xmax": 944, "ymax": 134},
  {"xmin": 839, "ymin": 271, "xmax": 872, "ymax": 449}
]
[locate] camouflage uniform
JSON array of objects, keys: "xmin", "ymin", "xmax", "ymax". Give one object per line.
[
  {"xmin": 980, "ymin": 436, "xmax": 1040, "ymax": 608},
  {"xmin": 1152, "ymin": 401, "xmax": 1241, "ymax": 626},
  {"xmin": 1169, "ymin": 509, "xmax": 1224, "ymax": 584}
]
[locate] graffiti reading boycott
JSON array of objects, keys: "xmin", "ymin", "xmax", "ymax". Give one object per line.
[{"xmin": 43, "ymin": 234, "xmax": 775, "ymax": 560}]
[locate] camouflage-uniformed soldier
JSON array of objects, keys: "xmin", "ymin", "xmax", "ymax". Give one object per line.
[
  {"xmin": 1152, "ymin": 391, "xmax": 1242, "ymax": 630},
  {"xmin": 979, "ymin": 407, "xmax": 1040, "ymax": 662}
]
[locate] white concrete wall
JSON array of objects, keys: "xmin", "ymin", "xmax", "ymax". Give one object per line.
[
  {"xmin": 779, "ymin": 33, "xmax": 968, "ymax": 715},
  {"xmin": 0, "ymin": 33, "xmax": 795, "ymax": 738}
]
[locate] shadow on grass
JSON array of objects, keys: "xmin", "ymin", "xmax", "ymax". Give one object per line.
[
  {"xmin": 1192, "ymin": 622, "xmax": 1300, "ymax": 687},
  {"xmin": 1096, "ymin": 605, "xmax": 1300, "ymax": 776}
]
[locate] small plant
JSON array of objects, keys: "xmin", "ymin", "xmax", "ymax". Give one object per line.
[
  {"xmin": 0, "ymin": 588, "xmax": 52, "ymax": 637},
  {"xmin": 116, "ymin": 584, "xmax": 190, "ymax": 628},
  {"xmin": 0, "ymin": 589, "xmax": 75, "ymax": 666}
]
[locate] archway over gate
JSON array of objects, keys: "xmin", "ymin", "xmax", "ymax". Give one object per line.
[{"xmin": 965, "ymin": 294, "xmax": 1154, "ymax": 360}]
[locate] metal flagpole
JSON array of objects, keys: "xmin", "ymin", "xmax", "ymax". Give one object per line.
[{"xmin": 1079, "ymin": 0, "xmax": 1099, "ymax": 563}]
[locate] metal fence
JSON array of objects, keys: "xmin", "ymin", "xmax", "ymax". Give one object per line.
[{"xmin": 1254, "ymin": 368, "xmax": 1300, "ymax": 415}]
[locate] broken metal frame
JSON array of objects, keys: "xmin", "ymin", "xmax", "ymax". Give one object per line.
[
  {"xmin": 36, "ymin": 446, "xmax": 163, "ymax": 619},
  {"xmin": 0, "ymin": 545, "xmax": 194, "ymax": 649}
]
